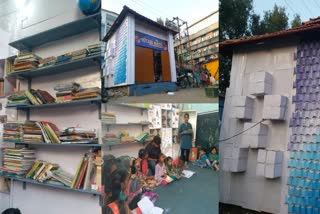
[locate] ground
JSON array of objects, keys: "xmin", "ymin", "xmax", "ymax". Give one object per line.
[
  {"xmin": 154, "ymin": 165, "xmax": 219, "ymax": 214},
  {"xmin": 107, "ymin": 88, "xmax": 218, "ymax": 103}
]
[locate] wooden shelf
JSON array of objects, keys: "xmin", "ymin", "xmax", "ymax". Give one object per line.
[
  {"xmin": 7, "ymin": 55, "xmax": 101, "ymax": 79},
  {"xmin": 0, "ymin": 173, "xmax": 101, "ymax": 195},
  {"xmin": 9, "ymin": 13, "xmax": 101, "ymax": 51},
  {"xmin": 6, "ymin": 97, "xmax": 101, "ymax": 109}
]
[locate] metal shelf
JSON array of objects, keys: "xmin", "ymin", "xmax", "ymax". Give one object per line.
[
  {"xmin": 9, "ymin": 13, "xmax": 101, "ymax": 51},
  {"xmin": 102, "ymin": 141, "xmax": 145, "ymax": 150},
  {"xmin": 0, "ymin": 174, "xmax": 101, "ymax": 195},
  {"xmin": 7, "ymin": 55, "xmax": 101, "ymax": 79},
  {"xmin": 4, "ymin": 141, "xmax": 101, "ymax": 147},
  {"xmin": 6, "ymin": 97, "xmax": 101, "ymax": 109},
  {"xmin": 101, "ymin": 122, "xmax": 151, "ymax": 126}
]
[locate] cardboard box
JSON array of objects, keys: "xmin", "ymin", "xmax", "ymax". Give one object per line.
[
  {"xmin": 232, "ymin": 107, "xmax": 253, "ymax": 120},
  {"xmin": 243, "ymin": 122, "xmax": 268, "ymax": 135},
  {"xmin": 257, "ymin": 149, "xmax": 267, "ymax": 163},
  {"xmin": 231, "ymin": 96, "xmax": 254, "ymax": 107},
  {"xmin": 242, "ymin": 134, "xmax": 268, "ymax": 148},
  {"xmin": 248, "ymin": 82, "xmax": 272, "ymax": 96},
  {"xmin": 264, "ymin": 95, "xmax": 288, "ymax": 107},
  {"xmin": 249, "ymin": 72, "xmax": 273, "ymax": 84},
  {"xmin": 232, "ymin": 147, "xmax": 249, "ymax": 159},
  {"xmin": 230, "ymin": 158, "xmax": 248, "ymax": 172},
  {"xmin": 256, "ymin": 163, "xmax": 265, "ymax": 176},
  {"xmin": 262, "ymin": 106, "xmax": 286, "ymax": 120},
  {"xmin": 265, "ymin": 164, "xmax": 282, "ymax": 178},
  {"xmin": 266, "ymin": 150, "xmax": 283, "ymax": 164}
]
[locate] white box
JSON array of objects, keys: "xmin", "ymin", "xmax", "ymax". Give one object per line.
[
  {"xmin": 230, "ymin": 158, "xmax": 247, "ymax": 172},
  {"xmin": 266, "ymin": 150, "xmax": 283, "ymax": 164},
  {"xmin": 265, "ymin": 164, "xmax": 282, "ymax": 178},
  {"xmin": 232, "ymin": 147, "xmax": 249, "ymax": 159},
  {"xmin": 264, "ymin": 95, "xmax": 288, "ymax": 107},
  {"xmin": 262, "ymin": 106, "xmax": 286, "ymax": 120},
  {"xmin": 231, "ymin": 96, "xmax": 254, "ymax": 107},
  {"xmin": 222, "ymin": 158, "xmax": 232, "ymax": 172},
  {"xmin": 242, "ymin": 135, "xmax": 268, "ymax": 148},
  {"xmin": 232, "ymin": 107, "xmax": 253, "ymax": 119},
  {"xmin": 248, "ymin": 82, "xmax": 272, "ymax": 96},
  {"xmin": 249, "ymin": 72, "xmax": 273, "ymax": 84},
  {"xmin": 223, "ymin": 147, "xmax": 233, "ymax": 159},
  {"xmin": 256, "ymin": 163, "xmax": 265, "ymax": 176},
  {"xmin": 243, "ymin": 122, "xmax": 268, "ymax": 135},
  {"xmin": 257, "ymin": 149, "xmax": 267, "ymax": 163}
]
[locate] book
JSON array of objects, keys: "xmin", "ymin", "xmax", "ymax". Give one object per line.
[
  {"xmin": 76, "ymin": 158, "xmax": 89, "ymax": 189},
  {"xmin": 83, "ymin": 155, "xmax": 94, "ymax": 190},
  {"xmin": 71, "ymin": 157, "xmax": 84, "ymax": 188}
]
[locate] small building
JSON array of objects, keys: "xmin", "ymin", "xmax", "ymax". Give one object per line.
[
  {"xmin": 103, "ymin": 6, "xmax": 178, "ymax": 96},
  {"xmin": 174, "ymin": 11, "xmax": 219, "ymax": 79},
  {"xmin": 219, "ymin": 18, "xmax": 320, "ymax": 214}
]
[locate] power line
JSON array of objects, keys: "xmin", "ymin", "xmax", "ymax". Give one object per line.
[
  {"xmin": 134, "ymin": 0, "xmax": 171, "ymax": 18},
  {"xmin": 218, "ymin": 119, "xmax": 266, "ymax": 143},
  {"xmin": 130, "ymin": 0, "xmax": 169, "ymax": 20}
]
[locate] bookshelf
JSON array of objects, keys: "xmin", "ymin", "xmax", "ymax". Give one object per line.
[
  {"xmin": 0, "ymin": 174, "xmax": 101, "ymax": 195},
  {"xmin": 9, "ymin": 13, "xmax": 101, "ymax": 51},
  {"xmin": 6, "ymin": 55, "xmax": 100, "ymax": 79},
  {"xmin": 103, "ymin": 141, "xmax": 146, "ymax": 150},
  {"xmin": 6, "ymin": 96, "xmax": 101, "ymax": 109},
  {"xmin": 0, "ymin": 11, "xmax": 103, "ymax": 206}
]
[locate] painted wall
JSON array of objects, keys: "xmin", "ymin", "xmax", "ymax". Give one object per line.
[
  {"xmin": 0, "ymin": 0, "xmax": 102, "ymax": 213},
  {"xmin": 219, "ymin": 43, "xmax": 296, "ymax": 214}
]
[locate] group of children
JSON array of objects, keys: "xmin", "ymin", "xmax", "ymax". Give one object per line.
[{"xmin": 193, "ymin": 147, "xmax": 220, "ymax": 171}]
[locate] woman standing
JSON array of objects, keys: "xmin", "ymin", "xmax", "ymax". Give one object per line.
[{"xmin": 179, "ymin": 113, "xmax": 193, "ymax": 167}]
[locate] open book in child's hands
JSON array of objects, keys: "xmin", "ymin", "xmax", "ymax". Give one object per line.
[
  {"xmin": 164, "ymin": 175, "xmax": 173, "ymax": 183},
  {"xmin": 182, "ymin": 170, "xmax": 195, "ymax": 178}
]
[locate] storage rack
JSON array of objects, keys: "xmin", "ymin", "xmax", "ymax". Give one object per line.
[{"xmin": 0, "ymin": 13, "xmax": 103, "ymax": 198}]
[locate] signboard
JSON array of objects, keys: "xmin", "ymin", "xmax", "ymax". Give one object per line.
[{"xmin": 135, "ymin": 31, "xmax": 168, "ymax": 51}]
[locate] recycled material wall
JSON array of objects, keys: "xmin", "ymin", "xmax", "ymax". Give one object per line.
[{"xmin": 219, "ymin": 42, "xmax": 297, "ymax": 214}]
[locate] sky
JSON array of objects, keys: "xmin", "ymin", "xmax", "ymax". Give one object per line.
[
  {"xmin": 102, "ymin": 0, "xmax": 218, "ymax": 26},
  {"xmin": 254, "ymin": 0, "xmax": 320, "ymax": 23}
]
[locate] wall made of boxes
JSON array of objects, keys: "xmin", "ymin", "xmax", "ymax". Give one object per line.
[{"xmin": 219, "ymin": 44, "xmax": 296, "ymax": 214}]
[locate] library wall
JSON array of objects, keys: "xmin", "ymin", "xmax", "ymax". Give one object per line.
[
  {"xmin": 0, "ymin": 0, "xmax": 101, "ymax": 214},
  {"xmin": 219, "ymin": 44, "xmax": 296, "ymax": 214}
]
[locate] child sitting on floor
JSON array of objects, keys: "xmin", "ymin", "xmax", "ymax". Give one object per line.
[
  {"xmin": 208, "ymin": 147, "xmax": 220, "ymax": 171},
  {"xmin": 136, "ymin": 149, "xmax": 149, "ymax": 177},
  {"xmin": 155, "ymin": 154, "xmax": 172, "ymax": 185},
  {"xmin": 193, "ymin": 148, "xmax": 212, "ymax": 169},
  {"xmin": 165, "ymin": 156, "xmax": 182, "ymax": 181}
]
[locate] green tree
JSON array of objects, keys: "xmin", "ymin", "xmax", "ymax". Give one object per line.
[
  {"xmin": 261, "ymin": 4, "xmax": 288, "ymax": 33},
  {"xmin": 291, "ymin": 14, "xmax": 302, "ymax": 28},
  {"xmin": 156, "ymin": 17, "xmax": 164, "ymax": 25},
  {"xmin": 219, "ymin": 0, "xmax": 254, "ymax": 96}
]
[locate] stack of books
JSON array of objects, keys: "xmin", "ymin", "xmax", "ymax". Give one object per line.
[
  {"xmin": 87, "ymin": 43, "xmax": 102, "ymax": 56},
  {"xmin": 38, "ymin": 56, "xmax": 56, "ymax": 68},
  {"xmin": 23, "ymin": 121, "xmax": 43, "ymax": 143},
  {"xmin": 13, "ymin": 53, "xmax": 41, "ymax": 71},
  {"xmin": 55, "ymin": 52, "xmax": 73, "ymax": 65},
  {"xmin": 72, "ymin": 150, "xmax": 101, "ymax": 190},
  {"xmin": 101, "ymin": 112, "xmax": 116, "ymax": 124},
  {"xmin": 7, "ymin": 91, "xmax": 29, "ymax": 107},
  {"xmin": 71, "ymin": 49, "xmax": 88, "ymax": 61},
  {"xmin": 0, "ymin": 148, "xmax": 36, "ymax": 176},
  {"xmin": 59, "ymin": 127, "xmax": 97, "ymax": 143},
  {"xmin": 3, "ymin": 122, "xmax": 23, "ymax": 142},
  {"xmin": 24, "ymin": 89, "xmax": 55, "ymax": 105},
  {"xmin": 54, "ymin": 82, "xmax": 81, "ymax": 103},
  {"xmin": 72, "ymin": 87, "xmax": 100, "ymax": 100},
  {"xmin": 26, "ymin": 161, "xmax": 59, "ymax": 181}
]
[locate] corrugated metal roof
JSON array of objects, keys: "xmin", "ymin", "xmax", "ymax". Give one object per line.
[
  {"xmin": 103, "ymin": 6, "xmax": 178, "ymax": 42},
  {"xmin": 220, "ymin": 17, "xmax": 320, "ymax": 51}
]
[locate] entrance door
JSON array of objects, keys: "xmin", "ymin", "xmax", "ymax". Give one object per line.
[
  {"xmin": 135, "ymin": 46, "xmax": 154, "ymax": 84},
  {"xmin": 161, "ymin": 51, "xmax": 171, "ymax": 81}
]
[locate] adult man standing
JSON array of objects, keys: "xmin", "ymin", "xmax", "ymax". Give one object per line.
[{"xmin": 179, "ymin": 113, "xmax": 193, "ymax": 167}]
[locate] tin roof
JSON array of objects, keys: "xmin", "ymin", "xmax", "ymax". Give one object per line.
[
  {"xmin": 103, "ymin": 6, "xmax": 178, "ymax": 42},
  {"xmin": 220, "ymin": 17, "xmax": 320, "ymax": 51}
]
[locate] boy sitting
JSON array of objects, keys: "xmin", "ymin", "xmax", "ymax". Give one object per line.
[{"xmin": 193, "ymin": 148, "xmax": 212, "ymax": 169}]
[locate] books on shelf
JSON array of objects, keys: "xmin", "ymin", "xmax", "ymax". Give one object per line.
[
  {"xmin": 102, "ymin": 133, "xmax": 120, "ymax": 144},
  {"xmin": 0, "ymin": 148, "xmax": 36, "ymax": 175},
  {"xmin": 7, "ymin": 91, "xmax": 30, "ymax": 107},
  {"xmin": 136, "ymin": 133, "xmax": 149, "ymax": 142},
  {"xmin": 72, "ymin": 87, "xmax": 100, "ymax": 100},
  {"xmin": 13, "ymin": 53, "xmax": 41, "ymax": 71},
  {"xmin": 54, "ymin": 83, "xmax": 100, "ymax": 103},
  {"xmin": 87, "ymin": 43, "xmax": 103, "ymax": 56},
  {"xmin": 3, "ymin": 122, "xmax": 23, "ymax": 142},
  {"xmin": 38, "ymin": 56, "xmax": 56, "ymax": 68},
  {"xmin": 23, "ymin": 121, "xmax": 43, "ymax": 143},
  {"xmin": 59, "ymin": 127, "xmax": 97, "ymax": 143},
  {"xmin": 101, "ymin": 112, "xmax": 116, "ymax": 124}
]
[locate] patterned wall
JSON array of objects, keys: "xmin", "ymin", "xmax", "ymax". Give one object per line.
[{"xmin": 287, "ymin": 40, "xmax": 320, "ymax": 214}]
